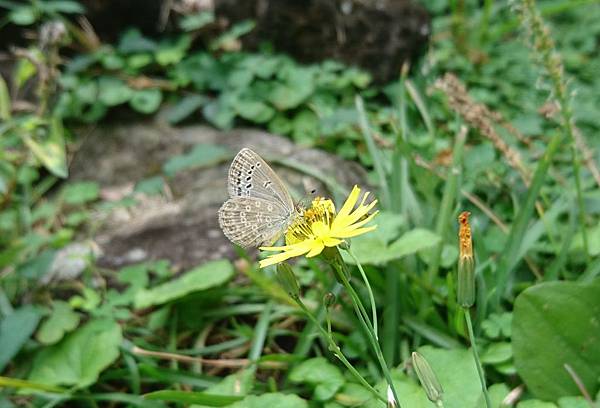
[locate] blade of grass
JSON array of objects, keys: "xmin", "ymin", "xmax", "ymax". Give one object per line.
[
  {"xmin": 492, "ymin": 129, "xmax": 564, "ymax": 310},
  {"xmin": 355, "ymin": 95, "xmax": 391, "ymax": 209},
  {"xmin": 426, "ymin": 125, "xmax": 467, "ymax": 285}
]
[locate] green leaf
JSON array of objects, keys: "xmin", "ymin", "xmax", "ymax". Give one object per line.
[
  {"xmin": 179, "ymin": 11, "xmax": 215, "ymax": 31},
  {"xmin": 0, "ymin": 305, "xmax": 42, "ymax": 371},
  {"xmin": 129, "ymin": 89, "xmax": 163, "ymax": 114},
  {"xmin": 512, "ymin": 279, "xmax": 600, "ymax": 400},
  {"xmin": 36, "ymin": 301, "xmax": 80, "ymax": 345},
  {"xmin": 28, "ymin": 318, "xmax": 122, "ymax": 388},
  {"xmin": 29, "ymin": 319, "xmax": 122, "ymax": 388},
  {"xmin": 289, "ymin": 357, "xmax": 345, "ymax": 401},
  {"xmin": 62, "ymin": 181, "xmax": 99, "ymax": 204},
  {"xmin": 345, "ymin": 228, "xmax": 441, "ymax": 266},
  {"xmin": 9, "ymin": 6, "xmax": 36, "ymax": 25},
  {"xmin": 22, "ymin": 117, "xmax": 68, "ymax": 178},
  {"xmin": 481, "ymin": 312, "xmax": 512, "ymax": 339},
  {"xmin": 144, "ymin": 390, "xmax": 243, "ymax": 406},
  {"xmin": 229, "ymin": 393, "xmax": 308, "ymax": 408},
  {"xmin": 481, "ymin": 342, "xmax": 512, "ymax": 365},
  {"xmin": 39, "ymin": 1, "xmax": 85, "ymax": 14},
  {"xmin": 118, "ymin": 29, "xmax": 157, "ymax": 53},
  {"xmin": 162, "ymin": 144, "xmax": 230, "ymax": 177},
  {"xmin": 98, "ymin": 77, "xmax": 133, "ymax": 106},
  {"xmin": 165, "ymin": 94, "xmax": 207, "ymax": 124},
  {"xmin": 191, "ymin": 369, "xmax": 254, "ymax": 408},
  {"xmin": 134, "ymin": 259, "xmax": 234, "ymax": 309},
  {"xmin": 134, "ymin": 176, "xmax": 165, "ymax": 195},
  {"xmin": 156, "ymin": 36, "xmax": 192, "ymax": 66},
  {"xmin": 234, "ymin": 98, "xmax": 275, "ymax": 123}
]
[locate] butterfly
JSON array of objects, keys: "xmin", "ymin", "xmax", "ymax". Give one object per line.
[{"xmin": 218, "ymin": 148, "xmax": 299, "ymax": 248}]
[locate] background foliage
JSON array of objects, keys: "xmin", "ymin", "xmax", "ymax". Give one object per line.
[{"xmin": 0, "ymin": 0, "xmax": 599, "ymax": 407}]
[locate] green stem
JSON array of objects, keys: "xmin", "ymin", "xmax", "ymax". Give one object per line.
[
  {"xmin": 464, "ymin": 308, "xmax": 492, "ymax": 408},
  {"xmin": 334, "ymin": 264, "xmax": 402, "ymax": 407},
  {"xmin": 294, "ymin": 298, "xmax": 386, "ymax": 404},
  {"xmin": 347, "ymin": 248, "xmax": 379, "ymax": 340}
]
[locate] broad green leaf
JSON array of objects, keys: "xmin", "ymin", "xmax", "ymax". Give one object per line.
[
  {"xmin": 62, "ymin": 181, "xmax": 99, "ymax": 204},
  {"xmin": 512, "ymin": 279, "xmax": 600, "ymax": 400},
  {"xmin": 234, "ymin": 99, "xmax": 275, "ymax": 123},
  {"xmin": 36, "ymin": 301, "xmax": 80, "ymax": 345},
  {"xmin": 191, "ymin": 369, "xmax": 254, "ymax": 408},
  {"xmin": 29, "ymin": 318, "xmax": 122, "ymax": 388},
  {"xmin": 118, "ymin": 29, "xmax": 157, "ymax": 53},
  {"xmin": 98, "ymin": 77, "xmax": 133, "ymax": 106},
  {"xmin": 134, "ymin": 259, "xmax": 234, "ymax": 309},
  {"xmin": 229, "ymin": 393, "xmax": 308, "ymax": 408},
  {"xmin": 130, "ymin": 89, "xmax": 163, "ymax": 114},
  {"xmin": 481, "ymin": 342, "xmax": 512, "ymax": 365},
  {"xmin": 9, "ymin": 7, "xmax": 36, "ymax": 25},
  {"xmin": 0, "ymin": 75, "xmax": 10, "ymax": 120},
  {"xmin": 22, "ymin": 117, "xmax": 68, "ymax": 178},
  {"xmin": 345, "ymin": 228, "xmax": 441, "ymax": 266},
  {"xmin": 156, "ymin": 36, "xmax": 192, "ymax": 66},
  {"xmin": 0, "ymin": 305, "xmax": 42, "ymax": 371},
  {"xmin": 289, "ymin": 357, "xmax": 345, "ymax": 401},
  {"xmin": 558, "ymin": 397, "xmax": 589, "ymax": 408},
  {"xmin": 365, "ymin": 346, "xmax": 510, "ymax": 408},
  {"xmin": 162, "ymin": 144, "xmax": 230, "ymax": 177}
]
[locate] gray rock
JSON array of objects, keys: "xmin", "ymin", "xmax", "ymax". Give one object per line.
[{"xmin": 70, "ymin": 123, "xmax": 369, "ymax": 270}]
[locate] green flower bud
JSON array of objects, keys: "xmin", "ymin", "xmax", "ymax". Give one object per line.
[
  {"xmin": 323, "ymin": 292, "xmax": 336, "ymax": 308},
  {"xmin": 457, "ymin": 255, "xmax": 475, "ymax": 308},
  {"xmin": 412, "ymin": 351, "xmax": 443, "ymax": 403},
  {"xmin": 276, "ymin": 263, "xmax": 299, "ymax": 299}
]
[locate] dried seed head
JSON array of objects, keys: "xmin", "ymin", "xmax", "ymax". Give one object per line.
[{"xmin": 458, "ymin": 211, "xmax": 475, "ymax": 308}]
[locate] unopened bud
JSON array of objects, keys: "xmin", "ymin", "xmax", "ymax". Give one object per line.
[
  {"xmin": 323, "ymin": 292, "xmax": 336, "ymax": 308},
  {"xmin": 412, "ymin": 352, "xmax": 443, "ymax": 403},
  {"xmin": 386, "ymin": 384, "xmax": 397, "ymax": 408},
  {"xmin": 276, "ymin": 263, "xmax": 299, "ymax": 298},
  {"xmin": 457, "ymin": 211, "xmax": 475, "ymax": 308}
]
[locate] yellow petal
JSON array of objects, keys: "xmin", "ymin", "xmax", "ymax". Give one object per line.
[
  {"xmin": 336, "ymin": 185, "xmax": 361, "ymax": 219},
  {"xmin": 306, "ymin": 241, "xmax": 325, "ymax": 257},
  {"xmin": 333, "ymin": 225, "xmax": 377, "ymax": 239},
  {"xmin": 335, "ymin": 198, "xmax": 378, "ymax": 229},
  {"xmin": 322, "ymin": 237, "xmax": 343, "ymax": 247}
]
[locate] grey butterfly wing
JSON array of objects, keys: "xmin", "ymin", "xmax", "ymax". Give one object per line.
[
  {"xmin": 218, "ymin": 196, "xmax": 293, "ymax": 248},
  {"xmin": 227, "ymin": 148, "xmax": 294, "ymax": 211}
]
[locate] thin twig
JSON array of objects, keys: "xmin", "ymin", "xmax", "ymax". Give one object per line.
[{"xmin": 131, "ymin": 345, "xmax": 286, "ymax": 369}]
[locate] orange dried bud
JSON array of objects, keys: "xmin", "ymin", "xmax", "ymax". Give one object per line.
[
  {"xmin": 458, "ymin": 211, "xmax": 475, "ymax": 308},
  {"xmin": 458, "ymin": 211, "xmax": 473, "ymax": 260}
]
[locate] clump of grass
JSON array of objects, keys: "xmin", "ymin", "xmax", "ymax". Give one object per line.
[{"xmin": 512, "ymin": 0, "xmax": 591, "ymax": 259}]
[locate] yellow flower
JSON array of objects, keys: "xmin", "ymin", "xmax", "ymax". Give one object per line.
[{"xmin": 259, "ymin": 185, "xmax": 378, "ymax": 268}]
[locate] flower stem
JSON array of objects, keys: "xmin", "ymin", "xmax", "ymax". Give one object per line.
[
  {"xmin": 347, "ymin": 247, "xmax": 379, "ymax": 340},
  {"xmin": 293, "ymin": 296, "xmax": 386, "ymax": 404},
  {"xmin": 334, "ymin": 262, "xmax": 402, "ymax": 407},
  {"xmin": 464, "ymin": 308, "xmax": 492, "ymax": 408}
]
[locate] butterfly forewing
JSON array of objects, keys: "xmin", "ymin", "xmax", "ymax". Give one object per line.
[
  {"xmin": 227, "ymin": 148, "xmax": 294, "ymax": 211},
  {"xmin": 218, "ymin": 196, "xmax": 291, "ymax": 248}
]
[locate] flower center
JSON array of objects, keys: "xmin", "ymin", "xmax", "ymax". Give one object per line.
[{"xmin": 285, "ymin": 198, "xmax": 335, "ymax": 244}]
